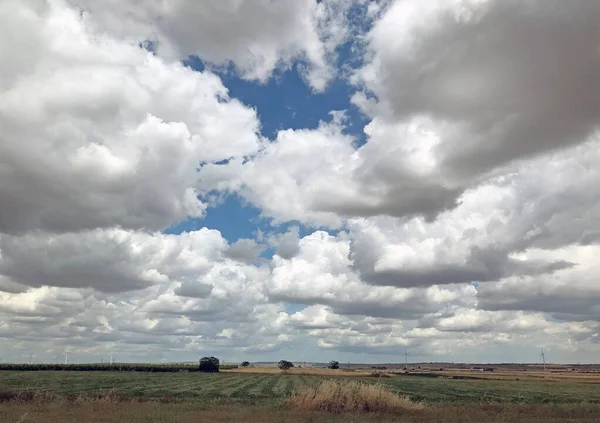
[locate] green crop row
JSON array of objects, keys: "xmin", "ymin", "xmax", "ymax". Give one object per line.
[{"xmin": 0, "ymin": 371, "xmax": 321, "ymax": 400}]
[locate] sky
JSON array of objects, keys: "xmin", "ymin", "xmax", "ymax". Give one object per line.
[{"xmin": 1, "ymin": 0, "xmax": 600, "ymax": 365}]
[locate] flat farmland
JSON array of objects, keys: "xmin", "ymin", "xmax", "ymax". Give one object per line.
[
  {"xmin": 3, "ymin": 371, "xmax": 600, "ymax": 422},
  {"xmin": 382, "ymin": 374, "xmax": 600, "ymax": 404},
  {"xmin": 2, "ymin": 370, "xmax": 600, "ymax": 404},
  {"xmin": 0, "ymin": 371, "xmax": 322, "ymax": 400}
]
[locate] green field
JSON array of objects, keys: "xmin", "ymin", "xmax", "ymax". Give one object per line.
[
  {"xmin": 0, "ymin": 372, "xmax": 320, "ymax": 400},
  {"xmin": 384, "ymin": 375, "xmax": 600, "ymax": 404},
  {"xmin": 3, "ymin": 372, "xmax": 600, "ymax": 422},
  {"xmin": 2, "ymin": 371, "xmax": 600, "ymax": 404}
]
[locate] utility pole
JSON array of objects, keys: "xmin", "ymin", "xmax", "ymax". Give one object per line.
[{"xmin": 540, "ymin": 349, "xmax": 546, "ymax": 372}]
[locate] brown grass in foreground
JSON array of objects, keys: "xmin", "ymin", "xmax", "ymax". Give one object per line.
[
  {"xmin": 2, "ymin": 402, "xmax": 600, "ymax": 423},
  {"xmin": 0, "ymin": 389, "xmax": 143, "ymax": 404},
  {"xmin": 287, "ymin": 379, "xmax": 423, "ymax": 414}
]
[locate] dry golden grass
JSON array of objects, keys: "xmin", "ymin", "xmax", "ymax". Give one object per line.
[
  {"xmin": 287, "ymin": 379, "xmax": 424, "ymax": 414},
  {"xmin": 437, "ymin": 369, "xmax": 600, "ymax": 382}
]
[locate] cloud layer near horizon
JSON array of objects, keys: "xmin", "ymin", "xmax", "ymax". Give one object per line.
[{"xmin": 1, "ymin": 0, "xmax": 599, "ymax": 364}]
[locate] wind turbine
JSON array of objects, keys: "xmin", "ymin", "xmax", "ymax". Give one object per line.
[
  {"xmin": 64, "ymin": 351, "xmax": 69, "ymax": 365},
  {"xmin": 404, "ymin": 347, "xmax": 409, "ymax": 372},
  {"xmin": 109, "ymin": 351, "xmax": 114, "ymax": 365},
  {"xmin": 540, "ymin": 348, "xmax": 547, "ymax": 372}
]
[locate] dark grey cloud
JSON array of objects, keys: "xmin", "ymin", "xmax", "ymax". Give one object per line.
[
  {"xmin": 476, "ymin": 281, "xmax": 600, "ymax": 321},
  {"xmin": 330, "ymin": 300, "xmax": 437, "ymax": 321},
  {"xmin": 313, "ymin": 173, "xmax": 463, "ymax": 222},
  {"xmin": 269, "ymin": 226, "xmax": 301, "ymax": 260},
  {"xmin": 348, "ymin": 216, "xmax": 574, "ymax": 289},
  {"xmin": 334, "ymin": 0, "xmax": 600, "ymax": 222},
  {"xmin": 0, "ymin": 277, "xmax": 28, "ymax": 294},
  {"xmin": 0, "ymin": 229, "xmax": 229, "ymax": 293},
  {"xmin": 270, "ymin": 286, "xmax": 471, "ymax": 321},
  {"xmin": 472, "ymin": 243, "xmax": 600, "ymax": 322},
  {"xmin": 364, "ymin": 0, "xmax": 600, "ymax": 179},
  {"xmin": 0, "ymin": 232, "xmax": 159, "ymax": 292},
  {"xmin": 225, "ymin": 238, "xmax": 266, "ymax": 264},
  {"xmin": 174, "ymin": 282, "xmax": 213, "ymax": 298},
  {"xmin": 360, "ymin": 250, "xmax": 572, "ymax": 288},
  {"xmin": 480, "ymin": 295, "xmax": 600, "ymax": 318},
  {"xmin": 506, "ymin": 165, "xmax": 600, "ymax": 252}
]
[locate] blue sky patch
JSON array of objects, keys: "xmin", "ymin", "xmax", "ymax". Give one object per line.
[
  {"xmin": 164, "ymin": 195, "xmax": 264, "ymax": 241},
  {"xmin": 178, "ymin": 46, "xmax": 367, "ymax": 244},
  {"xmin": 184, "ymin": 39, "xmax": 369, "ymax": 142}
]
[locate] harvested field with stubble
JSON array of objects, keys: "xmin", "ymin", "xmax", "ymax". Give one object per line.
[
  {"xmin": 4, "ymin": 370, "xmax": 599, "ymax": 404},
  {"xmin": 224, "ymin": 366, "xmax": 375, "ymax": 376},
  {"xmin": 2, "ymin": 370, "xmax": 600, "ymax": 422},
  {"xmin": 0, "ymin": 371, "xmax": 320, "ymax": 400}
]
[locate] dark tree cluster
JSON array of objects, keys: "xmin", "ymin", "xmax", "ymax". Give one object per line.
[
  {"xmin": 278, "ymin": 360, "xmax": 294, "ymax": 371},
  {"xmin": 198, "ymin": 356, "xmax": 220, "ymax": 373}
]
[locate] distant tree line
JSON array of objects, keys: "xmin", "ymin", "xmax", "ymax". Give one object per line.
[
  {"xmin": 0, "ymin": 362, "xmax": 238, "ymax": 372},
  {"xmin": 275, "ymin": 360, "xmax": 341, "ymax": 371},
  {"xmin": 0, "ymin": 358, "xmax": 344, "ymax": 373}
]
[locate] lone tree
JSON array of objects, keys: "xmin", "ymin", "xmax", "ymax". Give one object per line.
[
  {"xmin": 199, "ymin": 356, "xmax": 220, "ymax": 373},
  {"xmin": 328, "ymin": 360, "xmax": 340, "ymax": 370},
  {"xmin": 241, "ymin": 361, "xmax": 250, "ymax": 367},
  {"xmin": 278, "ymin": 360, "xmax": 294, "ymax": 371}
]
